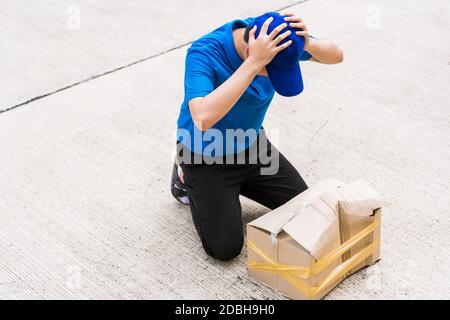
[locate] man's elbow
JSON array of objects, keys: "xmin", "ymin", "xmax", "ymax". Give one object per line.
[
  {"xmin": 189, "ymin": 98, "xmax": 212, "ymax": 132},
  {"xmin": 334, "ymin": 48, "xmax": 344, "ymax": 64},
  {"xmin": 192, "ymin": 116, "xmax": 212, "ymax": 132},
  {"xmin": 191, "ymin": 112, "xmax": 212, "ymax": 132}
]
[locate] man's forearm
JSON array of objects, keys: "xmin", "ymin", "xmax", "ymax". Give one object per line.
[
  {"xmin": 306, "ymin": 38, "xmax": 343, "ymax": 64},
  {"xmin": 189, "ymin": 58, "xmax": 261, "ymax": 131}
]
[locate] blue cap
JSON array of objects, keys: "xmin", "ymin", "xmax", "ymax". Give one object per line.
[{"xmin": 250, "ymin": 12, "xmax": 305, "ymax": 97}]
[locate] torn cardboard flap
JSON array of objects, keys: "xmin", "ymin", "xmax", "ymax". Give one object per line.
[
  {"xmin": 248, "ymin": 178, "xmax": 343, "ymax": 235},
  {"xmin": 283, "ymin": 194, "xmax": 340, "ymax": 259},
  {"xmin": 336, "ymin": 180, "xmax": 384, "ymax": 217}
]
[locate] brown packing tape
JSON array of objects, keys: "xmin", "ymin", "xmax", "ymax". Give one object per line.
[
  {"xmin": 311, "ymin": 239, "xmax": 380, "ymax": 297},
  {"xmin": 247, "ymin": 218, "xmax": 381, "ymax": 299},
  {"xmin": 281, "ymin": 239, "xmax": 380, "ymax": 298}
]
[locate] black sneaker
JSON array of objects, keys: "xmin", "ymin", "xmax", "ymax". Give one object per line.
[{"xmin": 171, "ymin": 160, "xmax": 189, "ymax": 205}]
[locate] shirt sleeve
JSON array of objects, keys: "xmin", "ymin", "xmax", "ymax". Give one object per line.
[
  {"xmin": 184, "ymin": 49, "xmax": 215, "ymax": 103},
  {"xmin": 299, "ymin": 50, "xmax": 312, "ymax": 61}
]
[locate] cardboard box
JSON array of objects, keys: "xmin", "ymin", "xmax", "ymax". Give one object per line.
[{"xmin": 247, "ymin": 179, "xmax": 383, "ymax": 300}]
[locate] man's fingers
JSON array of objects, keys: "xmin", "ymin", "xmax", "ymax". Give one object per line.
[
  {"xmin": 260, "ymin": 17, "xmax": 273, "ymax": 36},
  {"xmin": 284, "ymin": 16, "xmax": 302, "ymax": 22},
  {"xmin": 290, "ymin": 22, "xmax": 307, "ymax": 30},
  {"xmin": 276, "ymin": 39, "xmax": 293, "ymax": 52},
  {"xmin": 269, "ymin": 22, "xmax": 288, "ymax": 40},
  {"xmin": 280, "ymin": 11, "xmax": 294, "ymax": 17},
  {"xmin": 273, "ymin": 30, "xmax": 292, "ymax": 45},
  {"xmin": 295, "ymin": 30, "xmax": 309, "ymax": 38}
]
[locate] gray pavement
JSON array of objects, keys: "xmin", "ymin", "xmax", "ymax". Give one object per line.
[{"xmin": 0, "ymin": 0, "xmax": 449, "ymax": 299}]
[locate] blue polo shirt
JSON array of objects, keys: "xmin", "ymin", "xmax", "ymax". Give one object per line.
[{"xmin": 176, "ymin": 18, "xmax": 312, "ymax": 156}]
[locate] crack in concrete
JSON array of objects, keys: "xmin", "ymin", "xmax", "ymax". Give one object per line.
[
  {"xmin": 308, "ymin": 106, "xmax": 342, "ymax": 150},
  {"xmin": 0, "ymin": 0, "xmax": 308, "ymax": 115},
  {"xmin": 0, "ymin": 41, "xmax": 191, "ymax": 115}
]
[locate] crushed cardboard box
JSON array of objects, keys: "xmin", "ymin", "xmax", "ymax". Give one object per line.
[{"xmin": 247, "ymin": 179, "xmax": 383, "ymax": 300}]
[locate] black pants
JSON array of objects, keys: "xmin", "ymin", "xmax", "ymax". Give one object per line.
[{"xmin": 179, "ymin": 136, "xmax": 308, "ymax": 261}]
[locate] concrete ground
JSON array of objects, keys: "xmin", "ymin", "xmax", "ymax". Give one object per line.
[{"xmin": 0, "ymin": 0, "xmax": 449, "ymax": 299}]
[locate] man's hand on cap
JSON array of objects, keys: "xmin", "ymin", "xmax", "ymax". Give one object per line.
[
  {"xmin": 282, "ymin": 12, "xmax": 311, "ymax": 51},
  {"xmin": 247, "ymin": 17, "xmax": 293, "ymax": 69}
]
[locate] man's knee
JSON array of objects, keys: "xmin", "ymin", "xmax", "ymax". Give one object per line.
[{"xmin": 204, "ymin": 236, "xmax": 244, "ymax": 261}]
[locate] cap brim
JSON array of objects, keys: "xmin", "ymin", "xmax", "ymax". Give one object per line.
[{"xmin": 266, "ymin": 63, "xmax": 304, "ymax": 97}]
